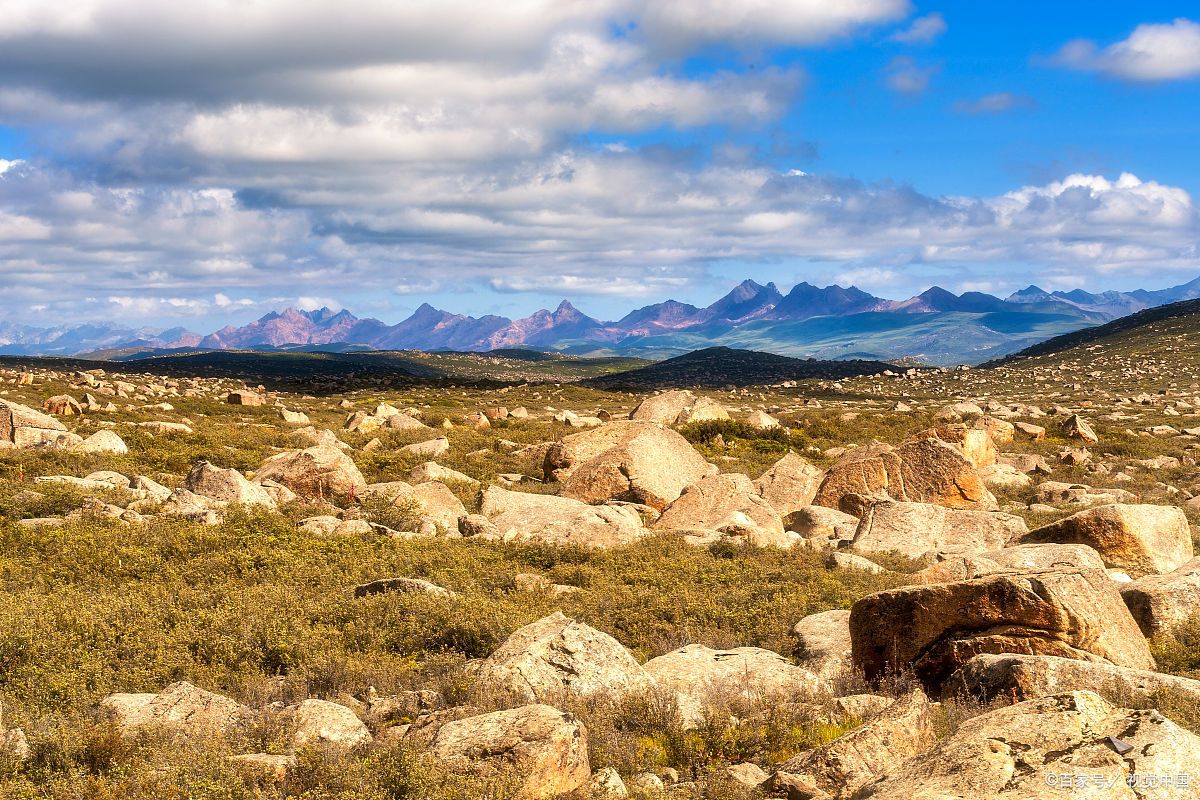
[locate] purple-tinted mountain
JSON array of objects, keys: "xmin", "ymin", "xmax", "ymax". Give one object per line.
[
  {"xmin": 770, "ymin": 282, "xmax": 890, "ymax": 319},
  {"xmin": 8, "ymin": 273, "xmax": 1200, "ymax": 365}
]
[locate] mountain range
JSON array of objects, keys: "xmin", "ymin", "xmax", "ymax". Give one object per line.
[{"xmin": 6, "ymin": 275, "xmax": 1200, "ymax": 365}]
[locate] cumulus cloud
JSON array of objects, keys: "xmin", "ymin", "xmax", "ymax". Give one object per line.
[
  {"xmin": 890, "ymin": 12, "xmax": 946, "ymax": 45},
  {"xmin": 1051, "ymin": 18, "xmax": 1200, "ymax": 81},
  {"xmin": 0, "ymin": 2, "xmax": 1195, "ymax": 325},
  {"xmin": 953, "ymin": 92, "xmax": 1036, "ymax": 115}
]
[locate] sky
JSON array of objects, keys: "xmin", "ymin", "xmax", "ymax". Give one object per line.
[{"xmin": 1, "ymin": 0, "xmax": 1199, "ymax": 331}]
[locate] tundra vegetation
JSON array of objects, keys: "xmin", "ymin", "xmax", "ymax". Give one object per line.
[{"xmin": 2, "ymin": 319, "xmax": 1200, "ymax": 799}]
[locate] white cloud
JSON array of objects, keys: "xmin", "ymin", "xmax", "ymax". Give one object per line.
[
  {"xmin": 1051, "ymin": 18, "xmax": 1200, "ymax": 81},
  {"xmin": 489, "ymin": 272, "xmax": 694, "ymax": 296},
  {"xmin": 953, "ymin": 92, "xmax": 1035, "ymax": 115},
  {"xmin": 885, "ymin": 56, "xmax": 939, "ymax": 94},
  {"xmin": 834, "ymin": 267, "xmax": 899, "ymax": 288},
  {"xmin": 890, "ymin": 12, "xmax": 946, "ymax": 45},
  {"xmin": 393, "ymin": 278, "xmax": 442, "ymax": 295},
  {"xmin": 0, "ymin": 3, "xmax": 1194, "ymax": 324}
]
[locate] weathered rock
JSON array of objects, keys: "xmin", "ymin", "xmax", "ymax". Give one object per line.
[
  {"xmin": 778, "ymin": 690, "xmax": 935, "ymax": 799},
  {"xmin": 642, "ymin": 644, "xmax": 820, "ymax": 727},
  {"xmin": 227, "ymin": 390, "xmax": 265, "ymax": 406},
  {"xmin": 906, "ymin": 424, "xmax": 997, "ymax": 469},
  {"xmin": 786, "ymin": 505, "xmax": 860, "ymax": 547},
  {"xmin": 676, "ymin": 396, "xmax": 730, "ymax": 424},
  {"xmin": 654, "ymin": 473, "xmax": 784, "ymax": 535},
  {"xmin": 746, "ymin": 410, "xmax": 781, "ymax": 429},
  {"xmin": 982, "ymin": 543, "xmax": 1107, "ymax": 573},
  {"xmin": 299, "ymin": 515, "xmax": 374, "ymax": 537},
  {"xmin": 479, "ymin": 485, "xmax": 645, "ymax": 548},
  {"xmin": 384, "ymin": 413, "xmax": 432, "ymax": 431},
  {"xmin": 726, "ymin": 761, "xmax": 770, "ymax": 789},
  {"xmin": 184, "ymin": 461, "xmax": 276, "ymax": 509},
  {"xmin": 429, "ymin": 704, "xmax": 591, "ymax": 799},
  {"xmin": 792, "ymin": 610, "xmax": 853, "ymax": 691},
  {"xmin": 1121, "ymin": 556, "xmax": 1200, "ymax": 636},
  {"xmin": 588, "ymin": 767, "xmax": 629, "ymax": 798},
  {"xmin": 545, "ymin": 420, "xmax": 711, "ymax": 510},
  {"xmin": 973, "ymin": 416, "xmax": 1014, "ymax": 445},
  {"xmin": 1013, "ymin": 421, "xmax": 1047, "ymax": 441},
  {"xmin": 253, "ymin": 445, "xmax": 367, "ymax": 500},
  {"xmin": 288, "ymin": 699, "xmax": 371, "ymax": 752},
  {"xmin": 629, "ymin": 390, "xmax": 694, "ymax": 424},
  {"xmin": 947, "ymin": 653, "xmax": 1200, "ymax": 713},
  {"xmin": 472, "ymin": 612, "xmax": 651, "ymax": 704},
  {"xmin": 400, "ymin": 437, "xmax": 450, "ymax": 458},
  {"xmin": 853, "ymin": 691, "xmax": 1200, "ymax": 800},
  {"xmin": 74, "ymin": 429, "xmax": 130, "ymax": 455},
  {"xmin": 753, "ymin": 452, "xmax": 823, "ymax": 517},
  {"xmin": 893, "ymin": 438, "xmax": 997, "ymax": 510},
  {"xmin": 0, "ymin": 399, "xmax": 72, "ymax": 449},
  {"xmin": 408, "ymin": 461, "xmax": 477, "ymax": 485},
  {"xmin": 354, "ymin": 577, "xmax": 456, "ymax": 598},
  {"xmin": 1062, "ymin": 413, "xmax": 1099, "ymax": 443},
  {"xmin": 850, "ymin": 569, "xmax": 1156, "ymax": 692},
  {"xmin": 1014, "ymin": 504, "xmax": 1193, "ymax": 578},
  {"xmin": 1031, "ymin": 480, "xmax": 1137, "ymax": 506},
  {"xmin": 159, "ymin": 489, "xmax": 222, "ymax": 524},
  {"xmin": 43, "ymin": 394, "xmax": 82, "ymax": 416},
  {"xmin": 828, "ymin": 551, "xmax": 886, "ymax": 574},
  {"xmin": 850, "ymin": 500, "xmax": 1026, "ymax": 561},
  {"xmin": 813, "ymin": 443, "xmax": 904, "ymax": 512},
  {"xmin": 978, "ymin": 463, "xmax": 1032, "ymax": 491},
  {"xmin": 278, "ymin": 408, "xmax": 310, "ymax": 425},
  {"xmin": 227, "ymin": 753, "xmax": 294, "ymax": 783},
  {"xmin": 362, "ymin": 480, "xmax": 467, "ymax": 531},
  {"xmin": 102, "ymin": 681, "xmax": 247, "ymax": 738}
]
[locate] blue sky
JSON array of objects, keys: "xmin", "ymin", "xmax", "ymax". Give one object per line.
[{"xmin": 0, "ymin": 1, "xmax": 1198, "ymax": 331}]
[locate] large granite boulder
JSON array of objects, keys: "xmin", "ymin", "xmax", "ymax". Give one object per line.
[
  {"xmin": 1121, "ymin": 556, "xmax": 1200, "ymax": 636},
  {"xmin": 642, "ymin": 644, "xmax": 820, "ymax": 727},
  {"xmin": 1015, "ymin": 504, "xmax": 1193, "ymax": 578},
  {"xmin": 471, "ymin": 612, "xmax": 651, "ymax": 705},
  {"xmin": 854, "ymin": 691, "xmax": 1200, "ymax": 800},
  {"xmin": 753, "ymin": 452, "xmax": 823, "ymax": 517},
  {"xmin": 0, "ymin": 399, "xmax": 74, "ymax": 449},
  {"xmin": 544, "ymin": 420, "xmax": 711, "ymax": 510},
  {"xmin": 947, "ymin": 653, "xmax": 1200, "ymax": 713},
  {"xmin": 850, "ymin": 500, "xmax": 1026, "ymax": 560},
  {"xmin": 429, "ymin": 704, "xmax": 591, "ymax": 799},
  {"xmin": 478, "ymin": 485, "xmax": 645, "ymax": 548},
  {"xmin": 253, "ymin": 445, "xmax": 367, "ymax": 500},
  {"xmin": 849, "ymin": 569, "xmax": 1155, "ymax": 692}
]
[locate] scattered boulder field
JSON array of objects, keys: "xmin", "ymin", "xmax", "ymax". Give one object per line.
[{"xmin": 2, "ymin": 342, "xmax": 1200, "ymax": 799}]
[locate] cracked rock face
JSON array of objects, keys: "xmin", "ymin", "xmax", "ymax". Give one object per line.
[
  {"xmin": 850, "ymin": 569, "xmax": 1155, "ymax": 692},
  {"xmin": 779, "ymin": 690, "xmax": 936, "ymax": 799},
  {"xmin": 853, "ymin": 691, "xmax": 1200, "ymax": 800},
  {"xmin": 0, "ymin": 399, "xmax": 71, "ymax": 449},
  {"xmin": 850, "ymin": 499, "xmax": 1027, "ymax": 561},
  {"xmin": 471, "ymin": 612, "xmax": 651, "ymax": 705},
  {"xmin": 893, "ymin": 437, "xmax": 997, "ymax": 511}
]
